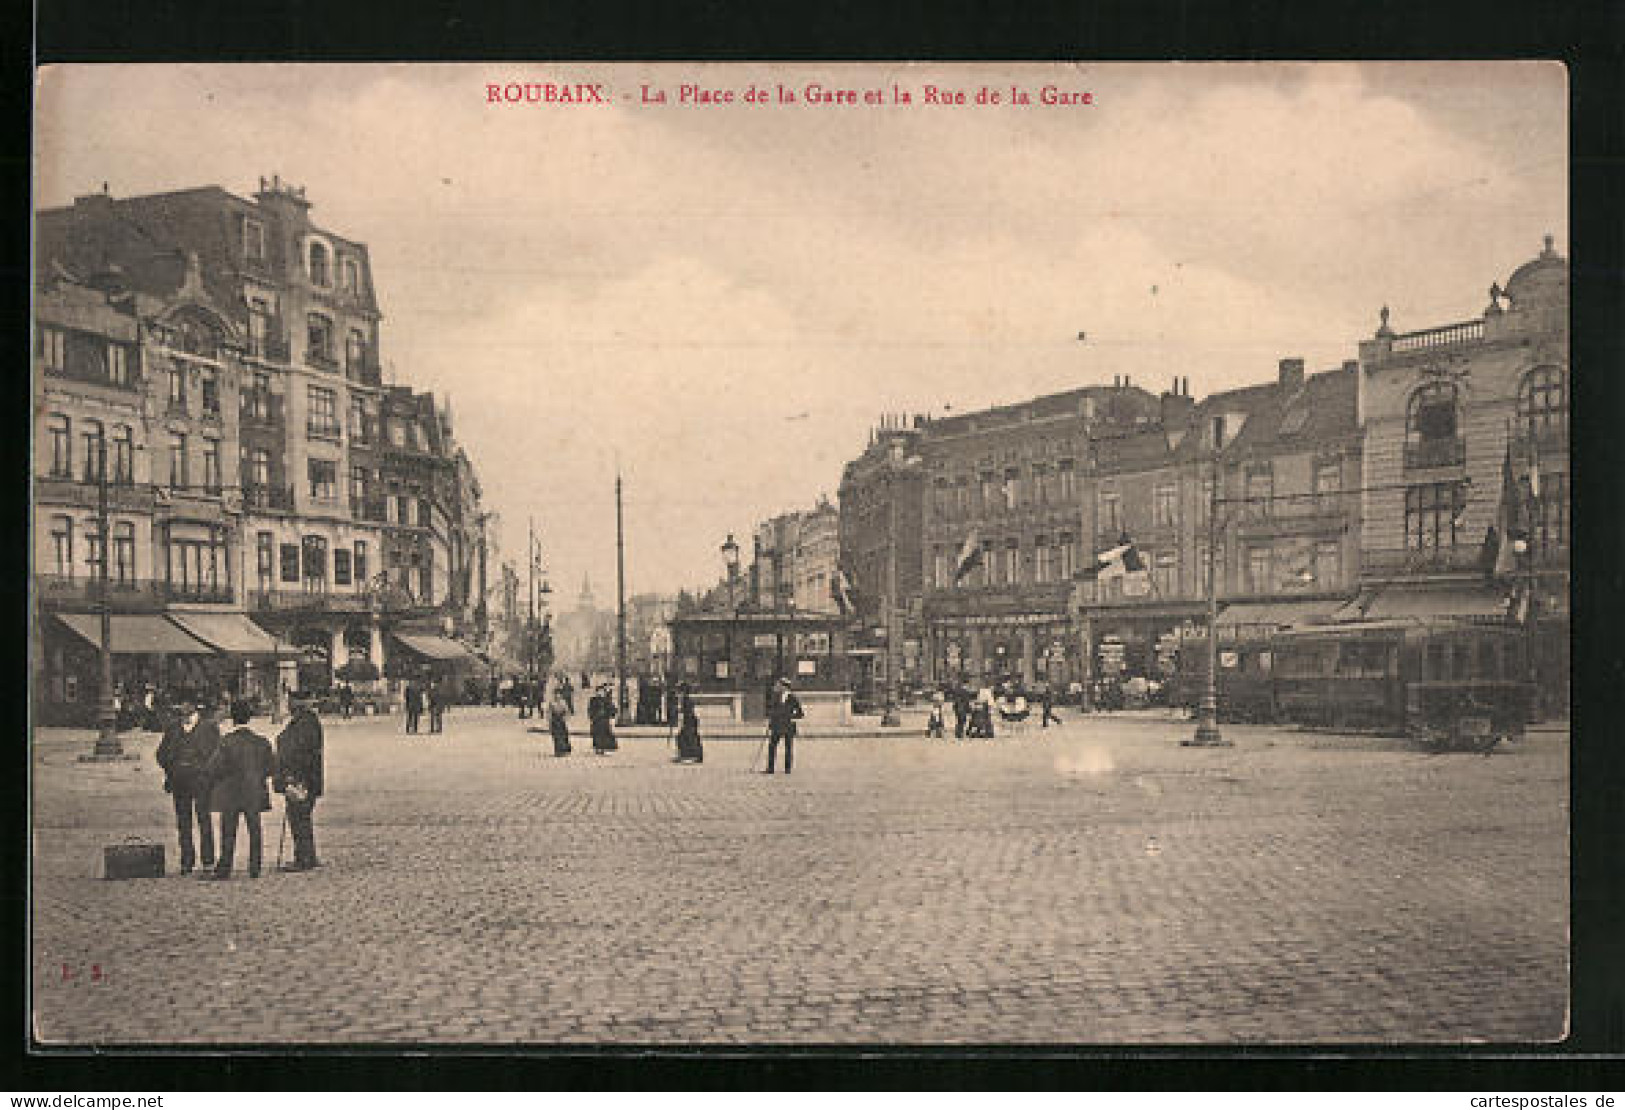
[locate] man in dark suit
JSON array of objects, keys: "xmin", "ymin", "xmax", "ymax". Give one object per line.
[
  {"xmin": 404, "ymin": 680, "xmax": 423, "ymax": 734},
  {"xmin": 275, "ymin": 693, "xmax": 325, "ymax": 872},
  {"xmin": 155, "ymin": 700, "xmax": 222, "ymax": 875},
  {"xmin": 201, "ymin": 700, "xmax": 275, "ymax": 880},
  {"xmin": 762, "ymin": 678, "xmax": 805, "ymax": 775}
]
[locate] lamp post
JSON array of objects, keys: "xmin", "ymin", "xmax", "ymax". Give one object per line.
[
  {"xmin": 1184, "ymin": 448, "xmax": 1232, "ymax": 747},
  {"xmin": 722, "ymin": 532, "xmax": 740, "ymax": 713},
  {"xmin": 83, "ymin": 437, "xmax": 128, "ymax": 761}
]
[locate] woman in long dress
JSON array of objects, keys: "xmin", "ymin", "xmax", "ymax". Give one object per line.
[
  {"xmin": 672, "ymin": 683, "xmax": 702, "ymax": 764},
  {"xmin": 589, "ymin": 685, "xmax": 619, "ymax": 754},
  {"xmin": 547, "ymin": 684, "xmax": 572, "ymax": 756}
]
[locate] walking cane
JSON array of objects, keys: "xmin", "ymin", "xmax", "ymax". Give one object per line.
[
  {"xmin": 275, "ymin": 800, "xmax": 288, "ymax": 871},
  {"xmin": 750, "ymin": 726, "xmax": 771, "ymax": 773}
]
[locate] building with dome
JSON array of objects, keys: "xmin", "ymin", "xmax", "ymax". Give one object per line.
[{"xmin": 1348, "ymin": 237, "xmax": 1569, "ymax": 715}]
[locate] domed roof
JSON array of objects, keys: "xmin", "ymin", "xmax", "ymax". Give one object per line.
[{"xmin": 1504, "ymin": 235, "xmax": 1567, "ymax": 309}]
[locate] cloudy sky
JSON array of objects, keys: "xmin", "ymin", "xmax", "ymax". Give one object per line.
[{"xmin": 35, "ymin": 62, "xmax": 1566, "ymax": 600}]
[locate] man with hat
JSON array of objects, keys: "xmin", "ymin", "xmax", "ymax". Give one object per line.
[
  {"xmin": 274, "ymin": 691, "xmax": 325, "ymax": 872},
  {"xmin": 200, "ymin": 700, "xmax": 275, "ymax": 880},
  {"xmin": 763, "ymin": 677, "xmax": 805, "ymax": 775},
  {"xmin": 155, "ymin": 698, "xmax": 222, "ymax": 875}
]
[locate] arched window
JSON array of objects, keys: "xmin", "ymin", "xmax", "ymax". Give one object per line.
[
  {"xmin": 1517, "ymin": 366, "xmax": 1567, "ymax": 442},
  {"xmin": 308, "ymin": 241, "xmax": 330, "ymax": 286},
  {"xmin": 79, "ymin": 419, "xmax": 105, "ymax": 482},
  {"xmin": 1405, "ymin": 382, "xmax": 1462, "ymax": 469}
]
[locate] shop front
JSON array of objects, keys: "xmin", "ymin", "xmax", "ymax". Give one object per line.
[
  {"xmin": 669, "ymin": 610, "xmax": 852, "ymax": 724},
  {"xmin": 40, "ymin": 612, "xmax": 219, "ymax": 726}
]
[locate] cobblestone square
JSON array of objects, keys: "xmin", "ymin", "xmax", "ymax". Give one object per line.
[{"xmin": 32, "ymin": 710, "xmax": 1568, "ymax": 1045}]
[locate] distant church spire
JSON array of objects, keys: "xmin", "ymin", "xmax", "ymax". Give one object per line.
[{"xmin": 579, "ymin": 573, "xmax": 594, "ymax": 609}]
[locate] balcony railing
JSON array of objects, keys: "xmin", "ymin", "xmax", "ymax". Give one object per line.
[
  {"xmin": 242, "ymin": 483, "xmax": 295, "ymax": 512},
  {"xmin": 248, "ymin": 334, "xmax": 291, "ymax": 362},
  {"xmin": 1362, "ymin": 545, "xmax": 1484, "ymax": 576},
  {"xmin": 240, "ymin": 392, "xmax": 285, "ymax": 427},
  {"xmin": 158, "ymin": 582, "xmax": 235, "ymax": 604},
  {"xmin": 34, "ymin": 575, "xmax": 162, "ymax": 609},
  {"xmin": 1391, "ymin": 318, "xmax": 1484, "ymax": 354},
  {"xmin": 351, "ymin": 495, "xmax": 389, "ymax": 523},
  {"xmin": 1404, "ymin": 436, "xmax": 1466, "ymax": 470},
  {"xmin": 307, "ymin": 350, "xmax": 339, "ymax": 373},
  {"xmin": 307, "ymin": 418, "xmax": 343, "ymax": 440},
  {"xmin": 251, "ymin": 587, "xmax": 375, "ymax": 614},
  {"xmin": 347, "ymin": 354, "xmax": 382, "ymax": 384}
]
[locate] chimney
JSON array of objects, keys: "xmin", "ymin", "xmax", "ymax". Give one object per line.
[
  {"xmin": 1160, "ymin": 388, "xmax": 1195, "ymax": 428},
  {"xmin": 1278, "ymin": 357, "xmax": 1305, "ymax": 391}
]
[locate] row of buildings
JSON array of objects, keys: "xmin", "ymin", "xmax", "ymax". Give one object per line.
[
  {"xmin": 33, "ymin": 179, "xmax": 490, "ymax": 723},
  {"xmin": 834, "ymin": 241, "xmax": 1569, "ymax": 714}
]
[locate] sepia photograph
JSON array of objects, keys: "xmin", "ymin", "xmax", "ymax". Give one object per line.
[{"xmin": 29, "ymin": 61, "xmax": 1568, "ymax": 1046}]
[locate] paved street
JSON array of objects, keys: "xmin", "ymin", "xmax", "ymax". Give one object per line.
[{"xmin": 32, "ymin": 708, "xmax": 1568, "ymax": 1045}]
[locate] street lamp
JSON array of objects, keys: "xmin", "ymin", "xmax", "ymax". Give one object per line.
[
  {"xmin": 1184, "ymin": 446, "xmax": 1232, "ymax": 747},
  {"xmin": 722, "ymin": 533, "xmax": 740, "ymax": 704},
  {"xmin": 81, "ymin": 435, "xmax": 128, "ymax": 761}
]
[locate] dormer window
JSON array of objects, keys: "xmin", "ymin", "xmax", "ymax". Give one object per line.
[
  {"xmin": 342, "ymin": 257, "xmax": 361, "ymax": 293},
  {"xmin": 241, "ymin": 217, "xmax": 266, "ymax": 262},
  {"xmin": 308, "ymin": 241, "xmax": 331, "ymax": 287}
]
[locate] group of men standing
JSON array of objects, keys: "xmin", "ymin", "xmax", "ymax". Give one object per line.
[
  {"xmin": 402, "ymin": 678, "xmax": 451, "ymax": 735},
  {"xmin": 154, "ymin": 696, "xmax": 325, "ymax": 880}
]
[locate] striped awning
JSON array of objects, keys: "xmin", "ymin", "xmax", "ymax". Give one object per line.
[
  {"xmin": 167, "ymin": 612, "xmax": 292, "ymax": 657},
  {"xmin": 55, "ymin": 613, "xmax": 216, "ymax": 655},
  {"xmin": 391, "ymin": 632, "xmax": 480, "ymax": 663}
]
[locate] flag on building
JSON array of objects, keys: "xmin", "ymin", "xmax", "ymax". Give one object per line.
[
  {"xmin": 1084, "ymin": 535, "xmax": 1143, "ymax": 579},
  {"xmin": 1483, "ymin": 436, "xmax": 1523, "ymax": 581},
  {"xmin": 829, "ymin": 567, "xmax": 856, "ymax": 615},
  {"xmin": 952, "ymin": 529, "xmax": 984, "ymax": 584}
]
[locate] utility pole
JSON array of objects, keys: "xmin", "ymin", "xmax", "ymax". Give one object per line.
[
  {"xmin": 85, "ymin": 439, "xmax": 126, "ymax": 761},
  {"xmin": 880, "ymin": 469, "xmax": 901, "ymax": 726},
  {"xmin": 615, "ymin": 470, "xmax": 629, "ymax": 725},
  {"xmin": 527, "ymin": 515, "xmax": 536, "ymax": 681}
]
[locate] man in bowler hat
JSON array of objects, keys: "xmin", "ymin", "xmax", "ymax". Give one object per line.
[
  {"xmin": 200, "ymin": 700, "xmax": 275, "ymax": 880},
  {"xmin": 275, "ymin": 692, "xmax": 325, "ymax": 872},
  {"xmin": 763, "ymin": 678, "xmax": 805, "ymax": 775},
  {"xmin": 155, "ymin": 700, "xmax": 222, "ymax": 874}
]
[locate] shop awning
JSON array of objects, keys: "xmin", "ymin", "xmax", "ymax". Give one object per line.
[
  {"xmin": 391, "ymin": 632, "xmax": 480, "ymax": 663},
  {"xmin": 168, "ymin": 612, "xmax": 292, "ymax": 657},
  {"xmin": 1336, "ymin": 586, "xmax": 1510, "ymax": 622},
  {"xmin": 55, "ymin": 613, "xmax": 216, "ymax": 655},
  {"xmin": 1217, "ymin": 598, "xmax": 1343, "ymax": 631}
]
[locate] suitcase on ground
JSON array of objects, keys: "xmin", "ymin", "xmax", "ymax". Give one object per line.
[{"xmin": 104, "ymin": 837, "xmax": 164, "ymax": 880}]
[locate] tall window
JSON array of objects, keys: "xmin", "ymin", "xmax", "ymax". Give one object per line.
[
  {"xmin": 79, "ymin": 419, "xmax": 105, "ymax": 482},
  {"xmin": 342, "ymin": 258, "xmax": 361, "ymax": 293},
  {"xmin": 40, "ymin": 328, "xmax": 66, "ymax": 371},
  {"xmin": 112, "ymin": 522, "xmax": 135, "ymax": 585},
  {"xmin": 1031, "ymin": 462, "xmax": 1050, "ymax": 504},
  {"xmin": 199, "ymin": 369, "xmax": 220, "ymax": 417},
  {"xmin": 354, "ymin": 540, "xmax": 369, "ymax": 585},
  {"xmin": 50, "ymin": 516, "xmax": 73, "ymax": 577},
  {"xmin": 48, "ymin": 415, "xmax": 71, "ymax": 477},
  {"xmin": 1154, "ymin": 484, "xmax": 1177, "ymax": 528},
  {"xmin": 346, "ymin": 329, "xmax": 367, "ymax": 374},
  {"xmin": 1003, "ymin": 467, "xmax": 1021, "ymax": 511},
  {"xmin": 248, "ymin": 299, "xmax": 272, "ymax": 355},
  {"xmin": 167, "ymin": 434, "xmax": 188, "ymax": 488},
  {"xmin": 308, "ymin": 458, "xmax": 338, "ymax": 501},
  {"xmin": 1057, "ymin": 459, "xmax": 1075, "ymax": 500},
  {"xmin": 954, "ymin": 476, "xmax": 969, "ymax": 514},
  {"xmin": 168, "ymin": 365, "xmax": 186, "ymax": 412},
  {"xmin": 1003, "ymin": 538, "xmax": 1020, "ymax": 584},
  {"xmin": 241, "ymin": 216, "xmax": 265, "ymax": 261},
  {"xmin": 308, "ymin": 242, "xmax": 330, "ymax": 286},
  {"xmin": 308, "ymin": 385, "xmax": 339, "ymax": 436},
  {"xmin": 979, "ymin": 539, "xmax": 995, "ymax": 587},
  {"xmin": 418, "ymin": 547, "xmax": 434, "ymax": 604},
  {"xmin": 108, "ymin": 344, "xmax": 131, "ymax": 386},
  {"xmin": 1058, "ymin": 532, "xmax": 1076, "ymax": 580},
  {"xmin": 244, "ymin": 368, "xmax": 271, "ymax": 419},
  {"xmin": 1246, "ymin": 547, "xmax": 1272, "ymax": 594},
  {"xmin": 979, "ymin": 471, "xmax": 997, "ymax": 510},
  {"xmin": 1405, "ymin": 481, "xmax": 1467, "ymax": 550},
  {"xmin": 1034, "ymin": 537, "xmax": 1052, "ymax": 583},
  {"xmin": 1245, "ymin": 465, "xmax": 1274, "ymax": 518},
  {"xmin": 334, "ymin": 547, "xmax": 353, "ymax": 587},
  {"xmin": 1531, "ymin": 472, "xmax": 1570, "ymax": 551},
  {"xmin": 85, "ymin": 523, "xmax": 105, "ymax": 580},
  {"xmin": 1517, "ymin": 367, "xmax": 1567, "ymax": 443},
  {"xmin": 1098, "ymin": 490, "xmax": 1120, "ymax": 536},
  {"xmin": 418, "ymin": 498, "xmax": 433, "ymax": 528},
  {"xmin": 350, "ymin": 465, "xmax": 369, "ymax": 505},
  {"xmin": 247, "ymin": 447, "xmax": 272, "ymax": 489},
  {"xmin": 1153, "ymin": 551, "xmax": 1178, "ymax": 597},
  {"xmin": 306, "ymin": 315, "xmax": 334, "ymax": 365},
  {"xmin": 932, "ymin": 477, "xmax": 949, "ymax": 518},
  {"xmin": 933, "ymin": 547, "xmax": 949, "ymax": 590},
  {"xmin": 256, "ymin": 532, "xmax": 274, "ymax": 588},
  {"xmin": 201, "ymin": 437, "xmax": 221, "ymax": 493},
  {"xmin": 280, "ymin": 543, "xmax": 300, "ymax": 584},
  {"xmin": 1315, "ymin": 540, "xmax": 1340, "ymax": 588},
  {"xmin": 1314, "ymin": 458, "xmax": 1341, "ymax": 510},
  {"xmin": 168, "ymin": 535, "xmax": 225, "ymax": 596},
  {"xmin": 350, "ymin": 396, "xmax": 371, "ymax": 442},
  {"xmin": 111, "ymin": 425, "xmax": 134, "ymax": 484},
  {"xmin": 1406, "ymin": 382, "xmax": 1463, "ymax": 469},
  {"xmin": 302, "ymin": 535, "xmax": 329, "ymax": 592}
]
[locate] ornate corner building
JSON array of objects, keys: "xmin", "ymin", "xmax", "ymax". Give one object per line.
[{"xmin": 33, "ymin": 180, "xmax": 489, "ymax": 722}]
